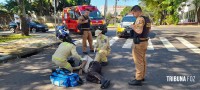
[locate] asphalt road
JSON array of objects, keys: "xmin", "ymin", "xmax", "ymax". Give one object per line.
[{"xmin": 0, "ymin": 27, "xmax": 200, "ymax": 90}]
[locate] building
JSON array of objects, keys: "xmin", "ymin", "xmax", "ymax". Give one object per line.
[
  {"xmin": 178, "ymin": 0, "xmax": 197, "ymax": 23},
  {"xmin": 99, "ymin": 5, "xmax": 126, "ymax": 16}
]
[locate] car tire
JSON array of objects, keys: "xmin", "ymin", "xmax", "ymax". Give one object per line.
[
  {"xmin": 117, "ymin": 35, "xmax": 122, "ymax": 38},
  {"xmin": 31, "ymin": 28, "xmax": 36, "ymax": 33},
  {"xmin": 116, "ymin": 32, "xmax": 122, "ymax": 38},
  {"xmin": 10, "ymin": 28, "xmax": 15, "ymax": 33}
]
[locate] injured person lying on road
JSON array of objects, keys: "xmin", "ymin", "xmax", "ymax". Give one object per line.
[{"xmin": 70, "ymin": 55, "xmax": 111, "ymax": 89}]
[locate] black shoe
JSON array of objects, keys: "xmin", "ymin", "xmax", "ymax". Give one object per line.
[
  {"xmin": 128, "ymin": 80, "xmax": 142, "ymax": 86},
  {"xmin": 101, "ymin": 80, "xmax": 111, "ymax": 89},
  {"xmin": 83, "ymin": 52, "xmax": 88, "ymax": 54},
  {"xmin": 90, "ymin": 50, "xmax": 94, "ymax": 53}
]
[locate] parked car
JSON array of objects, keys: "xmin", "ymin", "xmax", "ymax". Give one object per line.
[
  {"xmin": 9, "ymin": 21, "xmax": 49, "ymax": 33},
  {"xmin": 116, "ymin": 15, "xmax": 136, "ymax": 38}
]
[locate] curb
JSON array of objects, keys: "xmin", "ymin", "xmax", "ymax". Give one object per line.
[{"xmin": 0, "ymin": 41, "xmax": 61, "ymax": 63}]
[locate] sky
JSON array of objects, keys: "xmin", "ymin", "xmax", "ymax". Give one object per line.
[
  {"xmin": 91, "ymin": 0, "xmax": 139, "ymax": 9},
  {"xmin": 0, "ymin": 0, "xmax": 6, "ymax": 4}
]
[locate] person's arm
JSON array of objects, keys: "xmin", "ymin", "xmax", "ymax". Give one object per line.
[
  {"xmin": 78, "ymin": 60, "xmax": 87, "ymax": 75},
  {"xmin": 131, "ymin": 17, "xmax": 145, "ymax": 34},
  {"xmin": 78, "ymin": 16, "xmax": 88, "ymax": 24},
  {"xmin": 71, "ymin": 46, "xmax": 82, "ymax": 60}
]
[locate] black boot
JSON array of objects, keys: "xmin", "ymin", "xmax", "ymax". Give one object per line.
[
  {"xmin": 128, "ymin": 79, "xmax": 142, "ymax": 86},
  {"xmin": 101, "ymin": 80, "xmax": 110, "ymax": 89}
]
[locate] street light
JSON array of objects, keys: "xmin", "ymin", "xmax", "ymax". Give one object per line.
[{"xmin": 52, "ymin": 0, "xmax": 59, "ymax": 36}]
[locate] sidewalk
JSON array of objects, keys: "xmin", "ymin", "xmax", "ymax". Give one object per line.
[
  {"xmin": 0, "ymin": 34, "xmax": 61, "ymax": 62},
  {"xmin": 152, "ymin": 25, "xmax": 200, "ymax": 30}
]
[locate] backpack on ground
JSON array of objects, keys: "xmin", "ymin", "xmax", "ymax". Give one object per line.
[{"xmin": 50, "ymin": 68, "xmax": 83, "ymax": 87}]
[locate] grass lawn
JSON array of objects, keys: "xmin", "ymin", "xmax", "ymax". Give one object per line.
[{"xmin": 0, "ymin": 34, "xmax": 32, "ymax": 43}]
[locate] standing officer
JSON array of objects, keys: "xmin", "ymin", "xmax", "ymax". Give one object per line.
[
  {"xmin": 129, "ymin": 5, "xmax": 151, "ymax": 86},
  {"xmin": 78, "ymin": 9, "xmax": 94, "ymax": 54},
  {"xmin": 94, "ymin": 30, "xmax": 111, "ymax": 66}
]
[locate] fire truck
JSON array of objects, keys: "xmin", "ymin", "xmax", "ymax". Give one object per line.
[{"xmin": 62, "ymin": 5, "xmax": 107, "ymax": 35}]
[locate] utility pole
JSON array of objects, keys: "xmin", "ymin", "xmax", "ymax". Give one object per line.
[
  {"xmin": 53, "ymin": 0, "xmax": 57, "ymax": 32},
  {"xmin": 104, "ymin": 0, "xmax": 107, "ymax": 19},
  {"xmin": 114, "ymin": 0, "xmax": 118, "ymax": 24}
]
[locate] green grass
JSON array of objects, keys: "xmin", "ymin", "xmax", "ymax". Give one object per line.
[{"xmin": 0, "ymin": 34, "xmax": 32, "ymax": 43}]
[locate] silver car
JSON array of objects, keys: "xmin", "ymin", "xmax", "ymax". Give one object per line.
[{"xmin": 117, "ymin": 15, "xmax": 136, "ymax": 37}]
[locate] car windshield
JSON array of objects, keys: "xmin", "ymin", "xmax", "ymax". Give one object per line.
[
  {"xmin": 122, "ymin": 17, "xmax": 136, "ymax": 22},
  {"xmin": 81, "ymin": 10, "xmax": 103, "ymax": 20}
]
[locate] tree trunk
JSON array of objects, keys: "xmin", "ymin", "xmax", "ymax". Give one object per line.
[
  {"xmin": 197, "ymin": 7, "xmax": 200, "ymax": 24},
  {"xmin": 39, "ymin": 0, "xmax": 43, "ymax": 16},
  {"xmin": 19, "ymin": 0, "xmax": 29, "ymax": 36},
  {"xmin": 160, "ymin": 11, "xmax": 164, "ymax": 25},
  {"xmin": 20, "ymin": 15, "xmax": 29, "ymax": 36}
]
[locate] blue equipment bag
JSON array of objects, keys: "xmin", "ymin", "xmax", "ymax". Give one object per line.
[{"xmin": 50, "ymin": 68, "xmax": 83, "ymax": 87}]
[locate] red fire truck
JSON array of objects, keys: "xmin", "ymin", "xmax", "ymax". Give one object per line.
[{"xmin": 62, "ymin": 5, "xmax": 107, "ymax": 35}]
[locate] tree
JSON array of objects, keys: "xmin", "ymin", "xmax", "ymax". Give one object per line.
[
  {"xmin": 139, "ymin": 0, "xmax": 187, "ymax": 25},
  {"xmin": 31, "ymin": 0, "xmax": 53, "ymax": 16},
  {"xmin": 120, "ymin": 6, "xmax": 132, "ymax": 17},
  {"xmin": 192, "ymin": 0, "xmax": 200, "ymax": 23},
  {"xmin": 0, "ymin": 3, "xmax": 5, "ymax": 10},
  {"xmin": 105, "ymin": 12, "xmax": 113, "ymax": 25},
  {"xmin": 4, "ymin": 0, "xmax": 19, "ymax": 14}
]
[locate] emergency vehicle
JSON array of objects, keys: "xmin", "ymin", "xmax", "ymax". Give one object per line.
[{"xmin": 62, "ymin": 5, "xmax": 107, "ymax": 35}]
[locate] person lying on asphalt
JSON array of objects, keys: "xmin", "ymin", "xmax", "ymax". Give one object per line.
[{"xmin": 77, "ymin": 55, "xmax": 110, "ymax": 89}]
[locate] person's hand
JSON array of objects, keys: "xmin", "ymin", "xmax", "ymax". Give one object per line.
[{"xmin": 79, "ymin": 69, "xmax": 83, "ymax": 75}]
